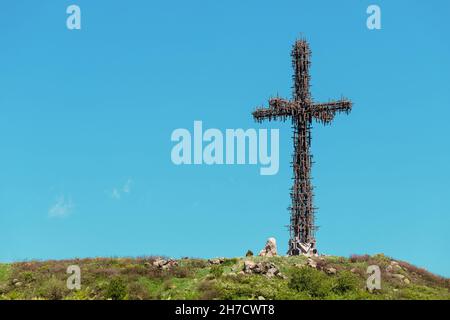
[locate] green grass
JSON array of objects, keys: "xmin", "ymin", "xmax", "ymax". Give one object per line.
[
  {"xmin": 0, "ymin": 255, "xmax": 448, "ymax": 300},
  {"xmin": 0, "ymin": 264, "xmax": 11, "ymax": 283}
]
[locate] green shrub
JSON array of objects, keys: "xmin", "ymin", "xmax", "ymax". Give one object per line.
[
  {"xmin": 222, "ymin": 258, "xmax": 239, "ymax": 267},
  {"xmin": 127, "ymin": 281, "xmax": 151, "ymax": 300},
  {"xmin": 39, "ymin": 277, "xmax": 67, "ymax": 300},
  {"xmin": 106, "ymin": 278, "xmax": 127, "ymax": 300},
  {"xmin": 198, "ymin": 280, "xmax": 221, "ymax": 300},
  {"xmin": 332, "ymin": 271, "xmax": 360, "ymax": 294},
  {"xmin": 288, "ymin": 268, "xmax": 331, "ymax": 298},
  {"xmin": 210, "ymin": 266, "xmax": 224, "ymax": 278},
  {"xmin": 246, "ymin": 250, "xmax": 254, "ymax": 257}
]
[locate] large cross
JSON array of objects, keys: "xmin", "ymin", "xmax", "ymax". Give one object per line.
[{"xmin": 252, "ymin": 40, "xmax": 353, "ymax": 256}]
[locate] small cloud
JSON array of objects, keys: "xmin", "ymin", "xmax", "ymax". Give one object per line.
[
  {"xmin": 110, "ymin": 178, "xmax": 133, "ymax": 200},
  {"xmin": 123, "ymin": 178, "xmax": 132, "ymax": 194},
  {"xmin": 111, "ymin": 188, "xmax": 121, "ymax": 200},
  {"xmin": 48, "ymin": 196, "xmax": 74, "ymax": 218}
]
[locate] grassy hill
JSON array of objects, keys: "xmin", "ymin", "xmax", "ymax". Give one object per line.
[{"xmin": 0, "ymin": 254, "xmax": 448, "ymax": 300}]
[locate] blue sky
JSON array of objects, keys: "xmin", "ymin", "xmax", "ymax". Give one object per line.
[{"xmin": 1, "ymin": 0, "xmax": 449, "ymax": 277}]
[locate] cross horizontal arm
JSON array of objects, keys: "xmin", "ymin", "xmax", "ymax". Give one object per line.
[
  {"xmin": 252, "ymin": 98, "xmax": 297, "ymax": 123},
  {"xmin": 309, "ymin": 98, "xmax": 352, "ymax": 124}
]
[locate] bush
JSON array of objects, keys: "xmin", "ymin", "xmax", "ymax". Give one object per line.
[
  {"xmin": 349, "ymin": 254, "xmax": 370, "ymax": 263},
  {"xmin": 210, "ymin": 266, "xmax": 224, "ymax": 278},
  {"xmin": 39, "ymin": 277, "xmax": 67, "ymax": 300},
  {"xmin": 222, "ymin": 258, "xmax": 239, "ymax": 267},
  {"xmin": 289, "ymin": 268, "xmax": 331, "ymax": 298},
  {"xmin": 332, "ymin": 271, "xmax": 360, "ymax": 294},
  {"xmin": 128, "ymin": 281, "xmax": 151, "ymax": 300},
  {"xmin": 198, "ymin": 280, "xmax": 221, "ymax": 300},
  {"xmin": 106, "ymin": 278, "xmax": 127, "ymax": 300},
  {"xmin": 246, "ymin": 250, "xmax": 254, "ymax": 257}
]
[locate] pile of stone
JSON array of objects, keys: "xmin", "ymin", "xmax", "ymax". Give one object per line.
[
  {"xmin": 242, "ymin": 260, "xmax": 286, "ymax": 279},
  {"xmin": 208, "ymin": 258, "xmax": 225, "ymax": 265},
  {"xmin": 386, "ymin": 260, "xmax": 410, "ymax": 285},
  {"xmin": 302, "ymin": 257, "xmax": 336, "ymax": 275},
  {"xmin": 258, "ymin": 237, "xmax": 277, "ymax": 257},
  {"xmin": 152, "ymin": 258, "xmax": 178, "ymax": 270},
  {"xmin": 12, "ymin": 279, "xmax": 23, "ymax": 287}
]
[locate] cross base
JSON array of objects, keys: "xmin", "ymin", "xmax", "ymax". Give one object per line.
[{"xmin": 288, "ymin": 239, "xmax": 318, "ymax": 257}]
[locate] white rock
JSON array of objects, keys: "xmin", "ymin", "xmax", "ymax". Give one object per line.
[
  {"xmin": 307, "ymin": 258, "xmax": 317, "ymax": 269},
  {"xmin": 325, "ymin": 267, "xmax": 337, "ymax": 275},
  {"xmin": 392, "ymin": 274, "xmax": 405, "ymax": 280},
  {"xmin": 244, "ymin": 260, "xmax": 256, "ymax": 273},
  {"xmin": 259, "ymin": 237, "xmax": 277, "ymax": 257}
]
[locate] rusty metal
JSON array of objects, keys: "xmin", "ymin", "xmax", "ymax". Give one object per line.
[{"xmin": 252, "ymin": 39, "xmax": 353, "ymax": 256}]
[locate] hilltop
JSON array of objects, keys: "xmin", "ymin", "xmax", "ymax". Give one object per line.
[{"xmin": 0, "ymin": 254, "xmax": 448, "ymax": 300}]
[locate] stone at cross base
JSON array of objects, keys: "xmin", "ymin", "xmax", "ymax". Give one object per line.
[
  {"xmin": 289, "ymin": 240, "xmax": 319, "ymax": 257},
  {"xmin": 259, "ymin": 237, "xmax": 277, "ymax": 257}
]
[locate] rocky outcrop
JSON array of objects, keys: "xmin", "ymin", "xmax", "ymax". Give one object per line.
[
  {"xmin": 208, "ymin": 258, "xmax": 225, "ymax": 265},
  {"xmin": 152, "ymin": 258, "xmax": 178, "ymax": 270},
  {"xmin": 243, "ymin": 260, "xmax": 286, "ymax": 279},
  {"xmin": 259, "ymin": 237, "xmax": 277, "ymax": 257}
]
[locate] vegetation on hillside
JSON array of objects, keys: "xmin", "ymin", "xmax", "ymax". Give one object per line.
[{"xmin": 0, "ymin": 254, "xmax": 448, "ymax": 300}]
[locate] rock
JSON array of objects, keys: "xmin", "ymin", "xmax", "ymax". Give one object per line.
[
  {"xmin": 14, "ymin": 282, "xmax": 23, "ymax": 287},
  {"xmin": 244, "ymin": 260, "xmax": 256, "ymax": 273},
  {"xmin": 153, "ymin": 259, "xmax": 167, "ymax": 268},
  {"xmin": 386, "ymin": 265, "xmax": 393, "ymax": 272},
  {"xmin": 392, "ymin": 274, "xmax": 405, "ymax": 280},
  {"xmin": 350, "ymin": 268, "xmax": 357, "ymax": 273},
  {"xmin": 167, "ymin": 260, "xmax": 178, "ymax": 267},
  {"xmin": 237, "ymin": 271, "xmax": 245, "ymax": 276},
  {"xmin": 259, "ymin": 237, "xmax": 277, "ymax": 257},
  {"xmin": 153, "ymin": 258, "xmax": 178, "ymax": 269},
  {"xmin": 277, "ymin": 273, "xmax": 288, "ymax": 280},
  {"xmin": 404, "ymin": 278, "xmax": 411, "ymax": 285},
  {"xmin": 266, "ymin": 267, "xmax": 279, "ymax": 278},
  {"xmin": 243, "ymin": 260, "xmax": 282, "ymax": 278},
  {"xmin": 258, "ymin": 296, "xmax": 265, "ymax": 300},
  {"xmin": 208, "ymin": 259, "xmax": 222, "ymax": 265},
  {"xmin": 12, "ymin": 279, "xmax": 19, "ymax": 284},
  {"xmin": 306, "ymin": 258, "xmax": 317, "ymax": 269},
  {"xmin": 325, "ymin": 267, "xmax": 337, "ymax": 275}
]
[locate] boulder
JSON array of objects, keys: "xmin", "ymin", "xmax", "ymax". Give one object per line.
[
  {"xmin": 259, "ymin": 237, "xmax": 277, "ymax": 257},
  {"xmin": 325, "ymin": 267, "xmax": 337, "ymax": 275},
  {"xmin": 307, "ymin": 258, "xmax": 317, "ymax": 269},
  {"xmin": 392, "ymin": 274, "xmax": 405, "ymax": 280},
  {"xmin": 242, "ymin": 260, "xmax": 284, "ymax": 279},
  {"xmin": 208, "ymin": 259, "xmax": 222, "ymax": 265},
  {"xmin": 244, "ymin": 260, "xmax": 256, "ymax": 273},
  {"xmin": 153, "ymin": 259, "xmax": 167, "ymax": 268},
  {"xmin": 266, "ymin": 267, "xmax": 279, "ymax": 278},
  {"xmin": 153, "ymin": 258, "xmax": 178, "ymax": 269}
]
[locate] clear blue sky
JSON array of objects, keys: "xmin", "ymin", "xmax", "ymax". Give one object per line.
[{"xmin": 1, "ymin": 0, "xmax": 449, "ymax": 277}]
